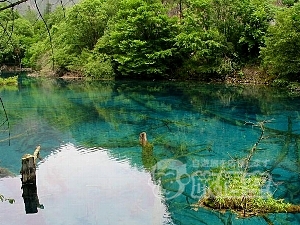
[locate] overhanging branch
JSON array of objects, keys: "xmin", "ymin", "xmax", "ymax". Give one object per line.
[{"xmin": 0, "ymin": 0, "xmax": 29, "ymax": 11}]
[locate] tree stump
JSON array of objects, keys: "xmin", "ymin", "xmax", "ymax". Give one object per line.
[
  {"xmin": 20, "ymin": 145, "xmax": 41, "ymax": 184},
  {"xmin": 20, "ymin": 145, "xmax": 43, "ymax": 213}
]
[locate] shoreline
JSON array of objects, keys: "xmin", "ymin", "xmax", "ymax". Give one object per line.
[{"xmin": 1, "ymin": 65, "xmax": 300, "ymax": 92}]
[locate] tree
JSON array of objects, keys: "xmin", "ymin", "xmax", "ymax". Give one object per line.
[
  {"xmin": 97, "ymin": 0, "xmax": 182, "ymax": 78},
  {"xmin": 238, "ymin": 0, "xmax": 273, "ymax": 59},
  {"xmin": 29, "ymin": 0, "xmax": 118, "ymax": 78},
  {"xmin": 176, "ymin": 0, "xmax": 239, "ymax": 79},
  {"xmin": 0, "ymin": 6, "xmax": 34, "ymax": 66},
  {"xmin": 282, "ymin": 0, "xmax": 299, "ymax": 6},
  {"xmin": 260, "ymin": 3, "xmax": 300, "ymax": 81},
  {"xmin": 62, "ymin": 0, "xmax": 109, "ymax": 52},
  {"xmin": 43, "ymin": 0, "xmax": 52, "ymax": 16},
  {"xmin": 23, "ymin": 6, "xmax": 38, "ymax": 24},
  {"xmin": 175, "ymin": 0, "xmax": 272, "ymax": 80}
]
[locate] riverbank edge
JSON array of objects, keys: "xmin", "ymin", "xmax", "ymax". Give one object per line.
[{"xmin": 1, "ymin": 65, "xmax": 300, "ymax": 93}]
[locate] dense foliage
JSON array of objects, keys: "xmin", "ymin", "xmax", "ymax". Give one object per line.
[
  {"xmin": 0, "ymin": 6, "xmax": 34, "ymax": 66},
  {"xmin": 97, "ymin": 0, "xmax": 182, "ymax": 78},
  {"xmin": 176, "ymin": 0, "xmax": 272, "ymax": 79},
  {"xmin": 261, "ymin": 3, "xmax": 300, "ymax": 81},
  {"xmin": 0, "ymin": 0, "xmax": 300, "ymax": 81}
]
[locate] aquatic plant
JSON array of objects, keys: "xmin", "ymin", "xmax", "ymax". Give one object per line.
[{"xmin": 0, "ymin": 76, "xmax": 18, "ymax": 86}]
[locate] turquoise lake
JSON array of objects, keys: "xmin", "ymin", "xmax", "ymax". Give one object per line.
[{"xmin": 0, "ymin": 75, "xmax": 300, "ymax": 224}]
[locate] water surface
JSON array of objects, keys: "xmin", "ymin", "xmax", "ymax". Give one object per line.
[{"xmin": 0, "ymin": 77, "xmax": 300, "ymax": 224}]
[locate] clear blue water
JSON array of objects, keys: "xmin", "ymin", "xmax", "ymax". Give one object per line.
[{"xmin": 0, "ymin": 76, "xmax": 300, "ymax": 224}]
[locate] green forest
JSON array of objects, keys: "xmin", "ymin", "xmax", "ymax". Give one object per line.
[{"xmin": 0, "ymin": 0, "xmax": 300, "ymax": 81}]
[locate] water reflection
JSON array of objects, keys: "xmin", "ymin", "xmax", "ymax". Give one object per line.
[
  {"xmin": 0, "ymin": 143, "xmax": 170, "ymax": 224},
  {"xmin": 0, "ymin": 77, "xmax": 300, "ymax": 224},
  {"xmin": 22, "ymin": 183, "xmax": 44, "ymax": 214}
]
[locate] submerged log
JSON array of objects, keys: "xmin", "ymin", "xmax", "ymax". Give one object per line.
[
  {"xmin": 20, "ymin": 145, "xmax": 41, "ymax": 184},
  {"xmin": 286, "ymin": 205, "xmax": 300, "ymax": 213},
  {"xmin": 194, "ymin": 193, "xmax": 300, "ymax": 217}
]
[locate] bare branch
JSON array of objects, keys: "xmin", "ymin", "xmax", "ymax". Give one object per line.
[
  {"xmin": 60, "ymin": 0, "xmax": 65, "ymax": 17},
  {"xmin": 34, "ymin": 0, "xmax": 55, "ymax": 70},
  {"xmin": 0, "ymin": 97, "xmax": 10, "ymax": 146},
  {"xmin": 0, "ymin": 7, "xmax": 16, "ymax": 62},
  {"xmin": 243, "ymin": 120, "xmax": 273, "ymax": 171},
  {"xmin": 0, "ymin": 0, "xmax": 29, "ymax": 11}
]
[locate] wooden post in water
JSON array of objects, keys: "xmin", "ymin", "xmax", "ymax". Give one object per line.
[
  {"xmin": 139, "ymin": 132, "xmax": 148, "ymax": 147},
  {"xmin": 20, "ymin": 145, "xmax": 41, "ymax": 185},
  {"xmin": 20, "ymin": 145, "xmax": 43, "ymax": 214}
]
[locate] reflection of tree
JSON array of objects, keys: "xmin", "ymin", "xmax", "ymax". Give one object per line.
[
  {"xmin": 121, "ymin": 80, "xmax": 300, "ymax": 224},
  {"xmin": 2, "ymin": 79, "xmax": 300, "ymax": 223},
  {"xmin": 151, "ymin": 118, "xmax": 300, "ymax": 224}
]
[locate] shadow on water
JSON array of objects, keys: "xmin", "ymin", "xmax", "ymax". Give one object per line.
[{"xmin": 0, "ymin": 76, "xmax": 300, "ymax": 224}]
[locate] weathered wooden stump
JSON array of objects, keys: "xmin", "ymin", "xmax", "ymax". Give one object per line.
[
  {"xmin": 20, "ymin": 145, "xmax": 43, "ymax": 214},
  {"xmin": 20, "ymin": 145, "xmax": 41, "ymax": 184},
  {"xmin": 139, "ymin": 132, "xmax": 148, "ymax": 147}
]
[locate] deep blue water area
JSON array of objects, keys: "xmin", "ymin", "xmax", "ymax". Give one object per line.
[{"xmin": 0, "ymin": 76, "xmax": 300, "ymax": 224}]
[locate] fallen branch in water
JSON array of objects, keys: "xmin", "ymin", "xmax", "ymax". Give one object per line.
[
  {"xmin": 242, "ymin": 120, "xmax": 271, "ymax": 171},
  {"xmin": 193, "ymin": 119, "xmax": 300, "ymax": 217},
  {"xmin": 192, "ymin": 166, "xmax": 300, "ymax": 217},
  {"xmin": 194, "ymin": 192, "xmax": 300, "ymax": 217}
]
